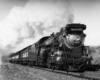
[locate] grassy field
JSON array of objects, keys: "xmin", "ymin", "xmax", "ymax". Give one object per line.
[
  {"xmin": 0, "ymin": 62, "xmax": 88, "ymax": 80},
  {"xmin": 88, "ymin": 46, "xmax": 100, "ymax": 65}
]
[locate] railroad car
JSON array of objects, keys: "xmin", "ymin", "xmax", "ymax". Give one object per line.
[
  {"xmin": 9, "ymin": 45, "xmax": 38, "ymax": 66},
  {"xmin": 9, "ymin": 52, "xmax": 19, "ymax": 63},
  {"xmin": 9, "ymin": 23, "xmax": 90, "ymax": 72}
]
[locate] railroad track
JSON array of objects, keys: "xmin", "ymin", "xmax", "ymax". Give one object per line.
[
  {"xmin": 10, "ymin": 63, "xmax": 100, "ymax": 80},
  {"xmin": 33, "ymin": 67, "xmax": 100, "ymax": 80}
]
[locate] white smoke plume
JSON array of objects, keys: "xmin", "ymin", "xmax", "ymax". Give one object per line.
[{"xmin": 0, "ymin": 0, "xmax": 74, "ymax": 54}]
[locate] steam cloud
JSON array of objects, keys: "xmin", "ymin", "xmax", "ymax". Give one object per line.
[{"xmin": 0, "ymin": 0, "xmax": 74, "ymax": 54}]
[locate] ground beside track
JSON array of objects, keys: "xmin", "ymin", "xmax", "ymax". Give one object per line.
[{"xmin": 0, "ymin": 62, "xmax": 88, "ymax": 80}]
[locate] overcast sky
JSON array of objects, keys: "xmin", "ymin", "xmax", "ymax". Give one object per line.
[
  {"xmin": 0, "ymin": 0, "xmax": 28, "ymax": 21},
  {"xmin": 0, "ymin": 0, "xmax": 100, "ymax": 53},
  {"xmin": 71, "ymin": 0, "xmax": 100, "ymax": 46}
]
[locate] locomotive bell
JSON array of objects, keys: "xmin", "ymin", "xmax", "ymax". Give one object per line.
[{"xmin": 56, "ymin": 57, "xmax": 62, "ymax": 63}]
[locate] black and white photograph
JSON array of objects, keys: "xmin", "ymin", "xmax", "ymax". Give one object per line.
[{"xmin": 0, "ymin": 0, "xmax": 100, "ymax": 80}]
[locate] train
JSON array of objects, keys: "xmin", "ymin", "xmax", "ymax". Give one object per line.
[{"xmin": 9, "ymin": 23, "xmax": 91, "ymax": 72}]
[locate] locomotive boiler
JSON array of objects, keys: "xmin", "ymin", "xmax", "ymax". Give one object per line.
[{"xmin": 9, "ymin": 23, "xmax": 89, "ymax": 72}]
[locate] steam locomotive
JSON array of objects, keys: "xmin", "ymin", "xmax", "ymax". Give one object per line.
[{"xmin": 9, "ymin": 23, "xmax": 90, "ymax": 71}]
